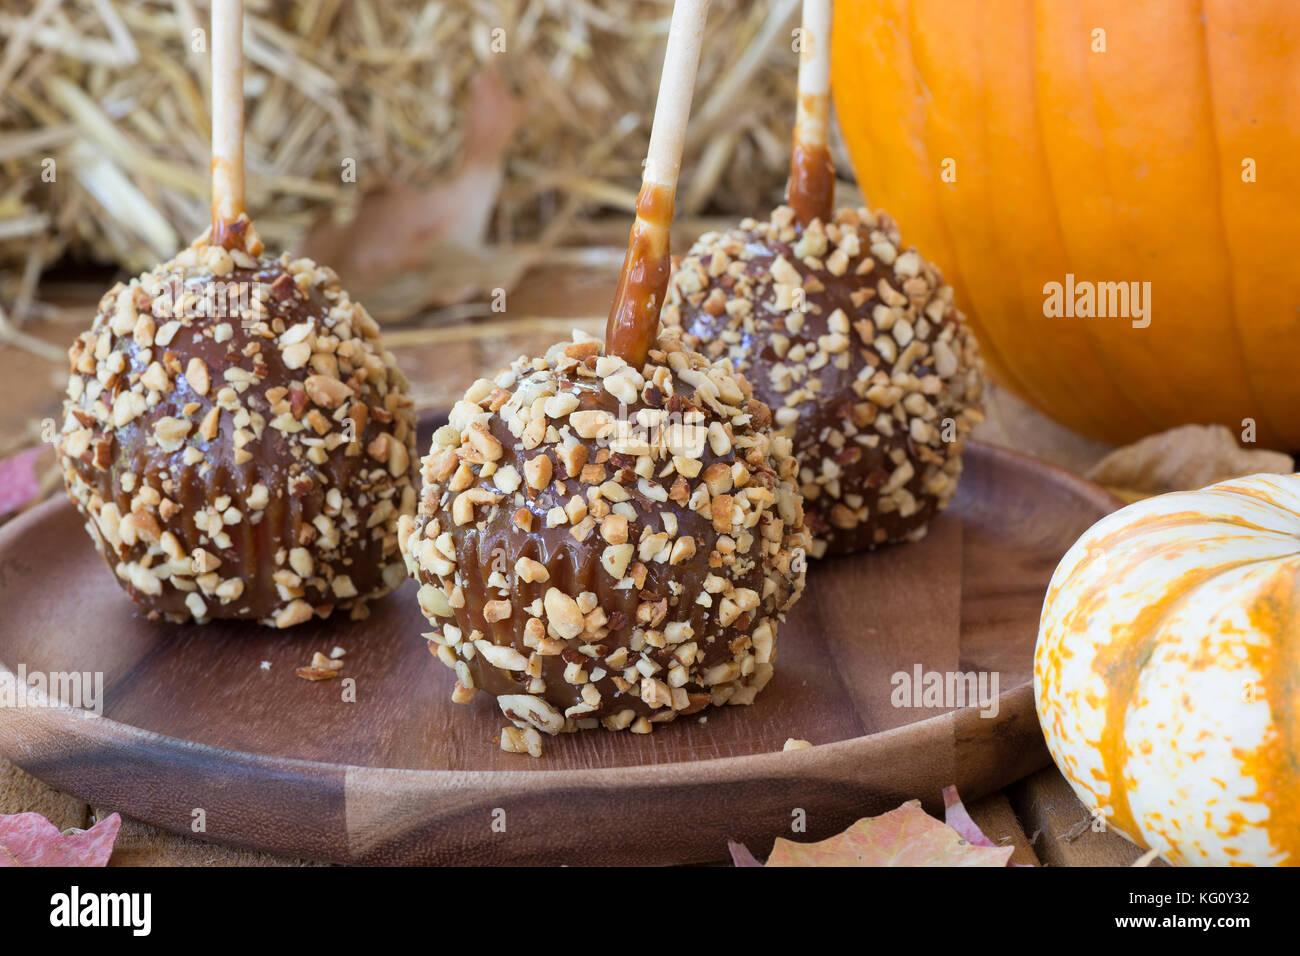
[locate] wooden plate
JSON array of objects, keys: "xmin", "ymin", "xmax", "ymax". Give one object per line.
[{"xmin": 0, "ymin": 441, "xmax": 1115, "ymax": 864}]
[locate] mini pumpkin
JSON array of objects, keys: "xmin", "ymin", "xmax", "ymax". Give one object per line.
[{"xmin": 1035, "ymin": 472, "xmax": 1300, "ymax": 866}]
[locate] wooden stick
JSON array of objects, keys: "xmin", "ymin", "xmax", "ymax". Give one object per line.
[
  {"xmin": 210, "ymin": 0, "xmax": 246, "ymax": 246},
  {"xmin": 787, "ymin": 0, "xmax": 834, "ymax": 226},
  {"xmin": 604, "ymin": 0, "xmax": 710, "ymax": 368}
]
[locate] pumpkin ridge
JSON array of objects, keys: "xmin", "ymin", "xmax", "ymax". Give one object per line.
[
  {"xmin": 1077, "ymin": 3, "xmax": 1185, "ymax": 437},
  {"xmin": 1087, "ymin": 560, "xmax": 1244, "ymax": 846},
  {"xmin": 1077, "ymin": 510, "xmax": 1300, "ymax": 566},
  {"xmin": 955, "ymin": 0, "xmax": 1099, "ymax": 432},
  {"xmin": 1192, "ymin": 0, "xmax": 1283, "ymax": 445},
  {"xmin": 1240, "ymin": 563, "xmax": 1300, "ymax": 865},
  {"xmin": 1058, "ymin": 543, "xmax": 1287, "ymax": 847},
  {"xmin": 1005, "ymin": 0, "xmax": 1128, "ymax": 437},
  {"xmin": 1203, "ymin": 480, "xmax": 1300, "ymax": 515},
  {"xmin": 1024, "ymin": 0, "xmax": 1163, "ymax": 439},
  {"xmin": 897, "ymin": 0, "xmax": 1044, "ymax": 412}
]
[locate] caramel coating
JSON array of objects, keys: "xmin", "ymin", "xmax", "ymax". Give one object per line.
[
  {"xmin": 400, "ymin": 332, "xmax": 809, "ymax": 735},
  {"xmin": 663, "ymin": 205, "xmax": 985, "ymax": 557},
  {"xmin": 58, "ymin": 218, "xmax": 417, "ymax": 626},
  {"xmin": 605, "ymin": 181, "xmax": 674, "ymax": 369}
]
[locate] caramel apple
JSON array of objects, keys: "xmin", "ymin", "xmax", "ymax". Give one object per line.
[
  {"xmin": 399, "ymin": 0, "xmax": 808, "ymax": 747},
  {"xmin": 400, "ymin": 331, "xmax": 806, "ymax": 738},
  {"xmin": 663, "ymin": 0, "xmax": 984, "ymax": 557},
  {"xmin": 56, "ymin": 0, "xmax": 415, "ymax": 626}
]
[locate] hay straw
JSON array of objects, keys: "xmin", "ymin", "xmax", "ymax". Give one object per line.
[{"xmin": 0, "ymin": 0, "xmax": 814, "ymax": 330}]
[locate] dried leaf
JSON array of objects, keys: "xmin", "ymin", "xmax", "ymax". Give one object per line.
[
  {"xmin": 1086, "ymin": 424, "xmax": 1293, "ymax": 503},
  {"xmin": 0, "ymin": 444, "xmax": 44, "ymax": 516},
  {"xmin": 733, "ymin": 791, "xmax": 1017, "ymax": 867},
  {"xmin": 727, "ymin": 840, "xmax": 763, "ymax": 867},
  {"xmin": 0, "ymin": 812, "xmax": 121, "ymax": 867},
  {"xmin": 942, "ymin": 785, "xmax": 997, "ymax": 848}
]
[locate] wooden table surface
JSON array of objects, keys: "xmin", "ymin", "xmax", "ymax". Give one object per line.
[{"xmin": 0, "ymin": 247, "xmax": 1153, "ymax": 867}]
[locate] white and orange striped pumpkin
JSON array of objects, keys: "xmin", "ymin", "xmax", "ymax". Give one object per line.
[{"xmin": 1035, "ymin": 472, "xmax": 1300, "ymax": 866}]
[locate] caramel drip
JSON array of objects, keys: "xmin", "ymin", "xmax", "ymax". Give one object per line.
[
  {"xmin": 788, "ymin": 92, "xmax": 834, "ymax": 226},
  {"xmin": 605, "ymin": 181, "xmax": 674, "ymax": 368}
]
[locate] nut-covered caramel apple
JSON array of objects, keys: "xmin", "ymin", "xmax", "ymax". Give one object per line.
[
  {"xmin": 399, "ymin": 331, "xmax": 807, "ymax": 736},
  {"xmin": 58, "ymin": 220, "xmax": 417, "ymax": 626},
  {"xmin": 664, "ymin": 0, "xmax": 982, "ymax": 557},
  {"xmin": 664, "ymin": 205, "xmax": 983, "ymax": 557},
  {"xmin": 401, "ymin": 0, "xmax": 808, "ymax": 748},
  {"xmin": 55, "ymin": 0, "xmax": 415, "ymax": 627}
]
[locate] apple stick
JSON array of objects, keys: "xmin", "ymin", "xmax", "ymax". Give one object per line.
[
  {"xmin": 788, "ymin": 0, "xmax": 834, "ymax": 226},
  {"xmin": 210, "ymin": 0, "xmax": 245, "ymax": 246},
  {"xmin": 605, "ymin": 0, "xmax": 711, "ymax": 368}
]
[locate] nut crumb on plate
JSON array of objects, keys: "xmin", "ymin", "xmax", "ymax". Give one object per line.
[{"xmin": 296, "ymin": 650, "xmax": 345, "ymax": 681}]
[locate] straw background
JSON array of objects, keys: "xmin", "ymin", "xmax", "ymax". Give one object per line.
[{"xmin": 0, "ymin": 0, "xmax": 858, "ymax": 334}]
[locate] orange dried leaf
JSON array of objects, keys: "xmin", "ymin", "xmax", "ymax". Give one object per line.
[{"xmin": 744, "ymin": 797, "xmax": 1015, "ymax": 867}]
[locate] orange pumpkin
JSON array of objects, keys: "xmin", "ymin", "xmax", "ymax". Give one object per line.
[{"xmin": 831, "ymin": 0, "xmax": 1300, "ymax": 447}]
